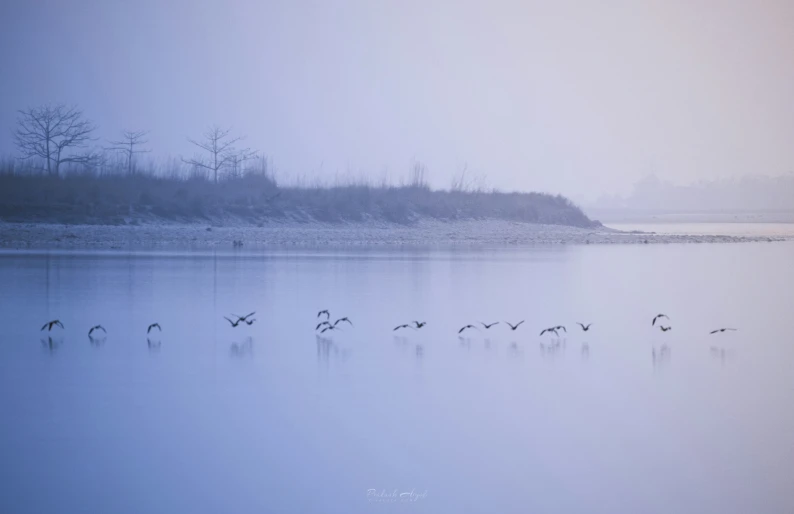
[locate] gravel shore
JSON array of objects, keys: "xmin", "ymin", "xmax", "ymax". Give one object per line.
[{"xmin": 0, "ymin": 220, "xmax": 784, "ymax": 250}]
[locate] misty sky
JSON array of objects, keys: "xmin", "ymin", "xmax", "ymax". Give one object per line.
[{"xmin": 1, "ymin": 0, "xmax": 792, "ymax": 202}]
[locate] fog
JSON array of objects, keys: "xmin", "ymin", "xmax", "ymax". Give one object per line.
[{"xmin": 1, "ymin": 0, "xmax": 793, "ymax": 202}]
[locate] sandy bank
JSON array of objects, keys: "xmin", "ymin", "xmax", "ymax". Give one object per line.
[{"xmin": 0, "ymin": 220, "xmax": 785, "ymax": 250}]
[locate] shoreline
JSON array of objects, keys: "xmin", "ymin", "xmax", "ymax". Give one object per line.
[{"xmin": 0, "ymin": 220, "xmax": 785, "ymax": 250}]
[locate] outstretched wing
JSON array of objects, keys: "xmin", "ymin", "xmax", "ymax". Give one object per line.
[
  {"xmin": 41, "ymin": 322, "xmax": 48, "ymax": 331},
  {"xmin": 540, "ymin": 329, "xmax": 547, "ymax": 336},
  {"xmin": 710, "ymin": 329, "xmax": 718, "ymax": 334},
  {"xmin": 344, "ymin": 318, "xmax": 353, "ymax": 326},
  {"xmin": 55, "ymin": 321, "xmax": 64, "ymax": 329},
  {"xmin": 225, "ymin": 316, "xmax": 236, "ymax": 326},
  {"xmin": 516, "ymin": 320, "xmax": 525, "ymax": 328},
  {"xmin": 458, "ymin": 326, "xmax": 466, "ymax": 334}
]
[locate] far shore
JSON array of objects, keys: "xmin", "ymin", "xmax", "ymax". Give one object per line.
[{"xmin": 0, "ymin": 219, "xmax": 785, "ymax": 251}]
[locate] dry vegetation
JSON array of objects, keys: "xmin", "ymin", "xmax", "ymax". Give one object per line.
[{"xmin": 0, "ymin": 158, "xmax": 596, "ymax": 227}]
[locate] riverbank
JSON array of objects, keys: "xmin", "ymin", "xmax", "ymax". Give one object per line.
[{"xmin": 0, "ymin": 220, "xmax": 783, "ymax": 250}]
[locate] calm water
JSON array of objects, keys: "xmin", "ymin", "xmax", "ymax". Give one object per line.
[{"xmin": 1, "ymin": 241, "xmax": 794, "ymax": 513}]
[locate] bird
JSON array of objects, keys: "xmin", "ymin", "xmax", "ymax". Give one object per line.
[
  {"xmin": 321, "ymin": 325, "xmax": 340, "ymax": 334},
  {"xmin": 458, "ymin": 325, "xmax": 477, "ymax": 334},
  {"xmin": 577, "ymin": 322, "xmax": 593, "ymax": 331},
  {"xmin": 481, "ymin": 322, "xmax": 499, "ymax": 329},
  {"xmin": 316, "ymin": 321, "xmax": 331, "ymax": 331},
  {"xmin": 147, "ymin": 323, "xmax": 161, "ymax": 334},
  {"xmin": 652, "ymin": 314, "xmax": 669, "ymax": 326},
  {"xmin": 333, "ymin": 317, "xmax": 353, "ymax": 327},
  {"xmin": 317, "ymin": 310, "xmax": 330, "ymax": 320},
  {"xmin": 540, "ymin": 328, "xmax": 559, "ymax": 337},
  {"xmin": 393, "ymin": 324, "xmax": 415, "ymax": 331},
  {"xmin": 244, "ymin": 318, "xmax": 256, "ymax": 326},
  {"xmin": 505, "ymin": 320, "xmax": 524, "ymax": 331},
  {"xmin": 232, "ymin": 312, "xmax": 255, "ymax": 323},
  {"xmin": 710, "ymin": 328, "xmax": 737, "ymax": 334},
  {"xmin": 88, "ymin": 325, "xmax": 106, "ymax": 336},
  {"xmin": 554, "ymin": 325, "xmax": 567, "ymax": 333},
  {"xmin": 659, "ymin": 325, "xmax": 672, "ymax": 332},
  {"xmin": 413, "ymin": 321, "xmax": 427, "ymax": 329},
  {"xmin": 41, "ymin": 320, "xmax": 64, "ymax": 332},
  {"xmin": 224, "ymin": 316, "xmax": 241, "ymax": 328}
]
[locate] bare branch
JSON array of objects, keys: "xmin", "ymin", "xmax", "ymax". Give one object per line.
[{"xmin": 13, "ymin": 103, "xmax": 97, "ymax": 176}]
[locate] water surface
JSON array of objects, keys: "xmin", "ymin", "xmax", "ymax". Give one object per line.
[{"xmin": 1, "ymin": 242, "xmax": 793, "ymax": 513}]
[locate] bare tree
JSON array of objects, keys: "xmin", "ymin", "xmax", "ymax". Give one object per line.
[
  {"xmin": 107, "ymin": 130, "xmax": 150, "ymax": 175},
  {"xmin": 181, "ymin": 126, "xmax": 256, "ymax": 183},
  {"xmin": 13, "ymin": 104, "xmax": 97, "ymax": 177}
]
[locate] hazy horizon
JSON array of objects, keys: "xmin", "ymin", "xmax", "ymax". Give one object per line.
[{"xmin": 1, "ymin": 0, "xmax": 793, "ymax": 204}]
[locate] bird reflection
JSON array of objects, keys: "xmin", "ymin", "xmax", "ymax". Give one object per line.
[
  {"xmin": 581, "ymin": 342, "xmax": 590, "ymax": 359},
  {"xmin": 40, "ymin": 336, "xmax": 62, "ymax": 353},
  {"xmin": 147, "ymin": 337, "xmax": 162, "ymax": 351},
  {"xmin": 709, "ymin": 345, "xmax": 732, "ymax": 365},
  {"xmin": 652, "ymin": 344, "xmax": 671, "ymax": 368},
  {"xmin": 230, "ymin": 337, "xmax": 253, "ymax": 358},
  {"xmin": 89, "ymin": 334, "xmax": 106, "ymax": 346},
  {"xmin": 315, "ymin": 335, "xmax": 349, "ymax": 363}
]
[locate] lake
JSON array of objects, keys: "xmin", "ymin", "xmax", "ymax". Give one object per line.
[{"xmin": 1, "ymin": 239, "xmax": 793, "ymax": 513}]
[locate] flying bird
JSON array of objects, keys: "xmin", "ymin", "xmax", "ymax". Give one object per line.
[
  {"xmin": 41, "ymin": 320, "xmax": 64, "ymax": 332},
  {"xmin": 652, "ymin": 314, "xmax": 669, "ymax": 326},
  {"xmin": 333, "ymin": 317, "xmax": 353, "ymax": 327},
  {"xmin": 554, "ymin": 325, "xmax": 567, "ymax": 333},
  {"xmin": 147, "ymin": 323, "xmax": 161, "ymax": 334},
  {"xmin": 659, "ymin": 326, "xmax": 672, "ymax": 332},
  {"xmin": 393, "ymin": 324, "xmax": 415, "ymax": 331},
  {"xmin": 224, "ymin": 316, "xmax": 241, "ymax": 328},
  {"xmin": 505, "ymin": 320, "xmax": 525, "ymax": 331},
  {"xmin": 244, "ymin": 318, "xmax": 256, "ymax": 326},
  {"xmin": 710, "ymin": 328, "xmax": 737, "ymax": 334},
  {"xmin": 88, "ymin": 325, "xmax": 106, "ymax": 336},
  {"xmin": 577, "ymin": 323, "xmax": 593, "ymax": 331},
  {"xmin": 481, "ymin": 322, "xmax": 499, "ymax": 329},
  {"xmin": 321, "ymin": 325, "xmax": 340, "ymax": 334},
  {"xmin": 233, "ymin": 312, "xmax": 255, "ymax": 323},
  {"xmin": 540, "ymin": 328, "xmax": 559, "ymax": 337},
  {"xmin": 458, "ymin": 325, "xmax": 477, "ymax": 334},
  {"xmin": 316, "ymin": 321, "xmax": 331, "ymax": 331},
  {"xmin": 413, "ymin": 321, "xmax": 427, "ymax": 329},
  {"xmin": 317, "ymin": 310, "xmax": 330, "ymax": 320}
]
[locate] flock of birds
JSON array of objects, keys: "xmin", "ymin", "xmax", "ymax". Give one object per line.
[{"xmin": 36, "ymin": 311, "xmax": 738, "ymax": 354}]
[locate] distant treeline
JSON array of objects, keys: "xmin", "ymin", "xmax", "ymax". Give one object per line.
[
  {"xmin": 592, "ymin": 174, "xmax": 794, "ymax": 213},
  {"xmin": 0, "ymin": 159, "xmax": 596, "ymax": 227}
]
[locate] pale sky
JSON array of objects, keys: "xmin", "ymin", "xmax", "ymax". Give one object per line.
[{"xmin": 1, "ymin": 0, "xmax": 792, "ymax": 202}]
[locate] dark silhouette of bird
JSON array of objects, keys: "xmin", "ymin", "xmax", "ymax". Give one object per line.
[
  {"xmin": 41, "ymin": 320, "xmax": 64, "ymax": 332},
  {"xmin": 233, "ymin": 312, "xmax": 255, "ymax": 323},
  {"xmin": 458, "ymin": 325, "xmax": 477, "ymax": 334},
  {"xmin": 333, "ymin": 317, "xmax": 353, "ymax": 327},
  {"xmin": 321, "ymin": 325, "xmax": 340, "ymax": 334},
  {"xmin": 505, "ymin": 320, "xmax": 524, "ymax": 331},
  {"xmin": 413, "ymin": 321, "xmax": 427, "ymax": 329},
  {"xmin": 317, "ymin": 310, "xmax": 330, "ymax": 320},
  {"xmin": 577, "ymin": 323, "xmax": 593, "ymax": 331},
  {"xmin": 659, "ymin": 325, "xmax": 672, "ymax": 332},
  {"xmin": 224, "ymin": 316, "xmax": 241, "ymax": 328},
  {"xmin": 147, "ymin": 323, "xmax": 161, "ymax": 334},
  {"xmin": 481, "ymin": 322, "xmax": 499, "ymax": 329},
  {"xmin": 710, "ymin": 328, "xmax": 737, "ymax": 334},
  {"xmin": 554, "ymin": 325, "xmax": 567, "ymax": 333},
  {"xmin": 394, "ymin": 324, "xmax": 415, "ymax": 331},
  {"xmin": 244, "ymin": 318, "xmax": 256, "ymax": 326},
  {"xmin": 88, "ymin": 325, "xmax": 106, "ymax": 336},
  {"xmin": 540, "ymin": 327, "xmax": 559, "ymax": 337},
  {"xmin": 652, "ymin": 314, "xmax": 669, "ymax": 326},
  {"xmin": 316, "ymin": 321, "xmax": 331, "ymax": 331}
]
